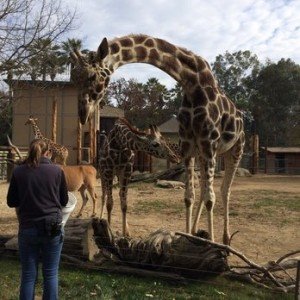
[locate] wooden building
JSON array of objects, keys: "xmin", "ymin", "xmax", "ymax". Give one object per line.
[
  {"xmin": 261, "ymin": 147, "xmax": 300, "ymax": 174},
  {"xmin": 158, "ymin": 116, "xmax": 179, "ymax": 144},
  {"xmin": 8, "ymin": 79, "xmax": 124, "ymax": 165}
]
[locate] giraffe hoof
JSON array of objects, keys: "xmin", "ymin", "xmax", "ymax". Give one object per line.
[
  {"xmin": 223, "ymin": 235, "xmax": 230, "ymax": 246},
  {"xmin": 124, "ymin": 231, "xmax": 131, "ymax": 237},
  {"xmin": 195, "ymin": 229, "xmax": 210, "ymax": 240}
]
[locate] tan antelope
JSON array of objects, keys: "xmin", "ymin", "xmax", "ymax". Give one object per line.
[
  {"xmin": 61, "ymin": 165, "xmax": 98, "ymax": 217},
  {"xmin": 7, "ymin": 136, "xmax": 98, "ymax": 217}
]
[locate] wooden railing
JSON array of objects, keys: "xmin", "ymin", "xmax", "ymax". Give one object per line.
[{"xmin": 0, "ymin": 146, "xmax": 28, "ymax": 181}]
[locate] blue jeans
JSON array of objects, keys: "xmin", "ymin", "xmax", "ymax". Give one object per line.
[{"xmin": 18, "ymin": 227, "xmax": 64, "ymax": 300}]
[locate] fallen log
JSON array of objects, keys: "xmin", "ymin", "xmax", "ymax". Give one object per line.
[
  {"xmin": 91, "ymin": 219, "xmax": 298, "ymax": 293},
  {"xmin": 92, "ymin": 218, "xmax": 228, "ymax": 277},
  {"xmin": 130, "ymin": 164, "xmax": 185, "ymax": 183},
  {"xmin": 3, "ymin": 218, "xmax": 99, "ymax": 261}
]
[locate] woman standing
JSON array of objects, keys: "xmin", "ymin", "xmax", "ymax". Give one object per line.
[{"xmin": 7, "ymin": 139, "xmax": 68, "ymax": 300}]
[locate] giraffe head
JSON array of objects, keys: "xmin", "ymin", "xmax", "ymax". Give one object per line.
[
  {"xmin": 140, "ymin": 124, "xmax": 180, "ymax": 163},
  {"xmin": 70, "ymin": 38, "xmax": 111, "ymax": 125},
  {"xmin": 25, "ymin": 115, "xmax": 38, "ymax": 126}
]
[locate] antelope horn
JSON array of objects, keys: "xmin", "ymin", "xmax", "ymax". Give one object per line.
[
  {"xmin": 70, "ymin": 51, "xmax": 78, "ymax": 63},
  {"xmin": 7, "ymin": 135, "xmax": 23, "ymax": 160},
  {"xmin": 74, "ymin": 49, "xmax": 88, "ymax": 65}
]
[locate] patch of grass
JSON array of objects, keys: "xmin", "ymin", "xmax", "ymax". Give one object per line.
[
  {"xmin": 129, "ymin": 182, "xmax": 154, "ymax": 190},
  {"xmin": 249, "ymin": 190, "xmax": 300, "ymax": 212},
  {"xmin": 0, "ymin": 257, "xmax": 293, "ymax": 300},
  {"xmin": 280, "ymin": 219, "xmax": 290, "ymax": 226},
  {"xmin": 229, "ymin": 210, "xmax": 239, "ymax": 217},
  {"xmin": 133, "ymin": 199, "xmax": 182, "ymax": 214}
]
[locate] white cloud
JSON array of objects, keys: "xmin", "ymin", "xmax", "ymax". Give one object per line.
[{"xmin": 67, "ymin": 0, "xmax": 300, "ymax": 88}]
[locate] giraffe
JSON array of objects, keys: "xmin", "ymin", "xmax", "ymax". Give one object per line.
[
  {"xmin": 70, "ymin": 34, "xmax": 245, "ymax": 244},
  {"xmin": 25, "ymin": 116, "xmax": 69, "ymax": 165},
  {"xmin": 98, "ymin": 118, "xmax": 180, "ymax": 236}
]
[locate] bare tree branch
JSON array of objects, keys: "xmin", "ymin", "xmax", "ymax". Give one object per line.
[{"xmin": 0, "ymin": 0, "xmax": 77, "ymax": 74}]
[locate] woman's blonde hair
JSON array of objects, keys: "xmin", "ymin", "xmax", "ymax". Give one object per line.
[{"xmin": 25, "ymin": 139, "xmax": 50, "ymax": 167}]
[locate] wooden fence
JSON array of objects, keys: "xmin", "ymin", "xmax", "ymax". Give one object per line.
[
  {"xmin": 0, "ymin": 146, "xmax": 28, "ymax": 181},
  {"xmin": 0, "ymin": 150, "xmax": 8, "ymax": 180}
]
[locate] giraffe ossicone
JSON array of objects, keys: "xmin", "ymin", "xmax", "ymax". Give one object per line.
[{"xmin": 71, "ymin": 34, "xmax": 245, "ymax": 244}]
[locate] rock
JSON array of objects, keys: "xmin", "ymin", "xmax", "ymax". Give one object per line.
[
  {"xmin": 236, "ymin": 168, "xmax": 252, "ymax": 177},
  {"xmin": 156, "ymin": 180, "xmax": 185, "ymax": 189}
]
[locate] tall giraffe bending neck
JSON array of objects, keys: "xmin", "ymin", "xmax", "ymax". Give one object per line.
[
  {"xmin": 71, "ymin": 34, "xmax": 245, "ymax": 244},
  {"xmin": 106, "ymin": 35, "xmax": 212, "ymax": 91}
]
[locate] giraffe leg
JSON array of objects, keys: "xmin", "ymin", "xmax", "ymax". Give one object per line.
[
  {"xmin": 86, "ymin": 184, "xmax": 98, "ymax": 217},
  {"xmin": 202, "ymin": 156, "xmax": 217, "ymax": 242},
  {"xmin": 105, "ymin": 174, "xmax": 114, "ymax": 226},
  {"xmin": 191, "ymin": 158, "xmax": 206, "ymax": 235},
  {"xmin": 119, "ymin": 166, "xmax": 131, "ymax": 237},
  {"xmin": 221, "ymin": 136, "xmax": 244, "ymax": 245},
  {"xmin": 99, "ymin": 177, "xmax": 106, "ymax": 219},
  {"xmin": 194, "ymin": 137, "xmax": 217, "ymax": 241},
  {"xmin": 184, "ymin": 157, "xmax": 195, "ymax": 233},
  {"xmin": 76, "ymin": 186, "xmax": 88, "ymax": 218}
]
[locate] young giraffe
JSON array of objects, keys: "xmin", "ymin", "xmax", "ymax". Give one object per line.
[
  {"xmin": 99, "ymin": 118, "xmax": 180, "ymax": 236},
  {"xmin": 25, "ymin": 116, "xmax": 69, "ymax": 165},
  {"xmin": 70, "ymin": 34, "xmax": 245, "ymax": 244}
]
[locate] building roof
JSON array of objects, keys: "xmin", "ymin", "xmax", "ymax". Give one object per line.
[
  {"xmin": 101, "ymin": 105, "xmax": 124, "ymax": 118},
  {"xmin": 261, "ymin": 147, "xmax": 300, "ymax": 154},
  {"xmin": 158, "ymin": 116, "xmax": 179, "ymax": 133},
  {"xmin": 7, "ymin": 78, "xmax": 74, "ymax": 88}
]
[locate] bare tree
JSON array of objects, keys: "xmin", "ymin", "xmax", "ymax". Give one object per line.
[{"xmin": 0, "ymin": 0, "xmax": 76, "ymax": 74}]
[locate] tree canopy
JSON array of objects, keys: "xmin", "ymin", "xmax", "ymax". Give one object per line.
[{"xmin": 249, "ymin": 58, "xmax": 300, "ymax": 146}]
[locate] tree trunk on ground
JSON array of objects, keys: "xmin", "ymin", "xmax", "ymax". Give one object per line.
[
  {"xmin": 92, "ymin": 218, "xmax": 228, "ymax": 277},
  {"xmin": 3, "ymin": 219, "xmax": 99, "ymax": 261}
]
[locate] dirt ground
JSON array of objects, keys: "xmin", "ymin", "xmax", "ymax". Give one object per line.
[{"xmin": 1, "ymin": 174, "xmax": 299, "ymax": 264}]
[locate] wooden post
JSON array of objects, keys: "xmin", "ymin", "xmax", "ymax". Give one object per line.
[
  {"xmin": 6, "ymin": 150, "xmax": 15, "ymax": 182},
  {"xmin": 94, "ymin": 118, "xmax": 97, "ymax": 165},
  {"xmin": 89, "ymin": 118, "xmax": 94, "ymax": 164},
  {"xmin": 145, "ymin": 129, "xmax": 152, "ymax": 173},
  {"xmin": 149, "ymin": 155, "xmax": 153, "ymax": 173},
  {"xmin": 251, "ymin": 134, "xmax": 259, "ymax": 174},
  {"xmin": 264, "ymin": 146, "xmax": 268, "ymax": 174},
  {"xmin": 77, "ymin": 118, "xmax": 82, "ymax": 164},
  {"xmin": 52, "ymin": 97, "xmax": 57, "ymax": 143}
]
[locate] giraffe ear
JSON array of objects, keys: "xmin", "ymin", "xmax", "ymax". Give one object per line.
[
  {"xmin": 97, "ymin": 38, "xmax": 109, "ymax": 61},
  {"xmin": 136, "ymin": 134, "xmax": 147, "ymax": 143},
  {"xmin": 149, "ymin": 124, "xmax": 162, "ymax": 138}
]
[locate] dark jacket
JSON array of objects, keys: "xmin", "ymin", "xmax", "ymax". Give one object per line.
[{"xmin": 7, "ymin": 157, "xmax": 69, "ymax": 229}]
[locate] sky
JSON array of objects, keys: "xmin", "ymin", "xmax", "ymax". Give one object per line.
[{"xmin": 67, "ymin": 0, "xmax": 299, "ymax": 88}]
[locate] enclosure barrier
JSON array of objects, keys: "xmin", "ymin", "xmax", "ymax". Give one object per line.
[{"xmin": 1, "ymin": 218, "xmax": 299, "ymax": 297}]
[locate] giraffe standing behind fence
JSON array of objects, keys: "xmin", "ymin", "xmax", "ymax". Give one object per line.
[
  {"xmin": 70, "ymin": 34, "xmax": 245, "ymax": 244},
  {"xmin": 25, "ymin": 116, "xmax": 69, "ymax": 165}
]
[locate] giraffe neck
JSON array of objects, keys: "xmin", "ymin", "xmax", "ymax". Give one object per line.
[
  {"xmin": 115, "ymin": 122, "xmax": 149, "ymax": 153},
  {"xmin": 106, "ymin": 34, "xmax": 213, "ymax": 91},
  {"xmin": 167, "ymin": 142, "xmax": 181, "ymax": 159},
  {"xmin": 31, "ymin": 123, "xmax": 43, "ymax": 139}
]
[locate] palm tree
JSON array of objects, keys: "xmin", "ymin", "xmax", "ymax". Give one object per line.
[
  {"xmin": 60, "ymin": 38, "xmax": 89, "ymax": 67},
  {"xmin": 26, "ymin": 38, "xmax": 65, "ymax": 81}
]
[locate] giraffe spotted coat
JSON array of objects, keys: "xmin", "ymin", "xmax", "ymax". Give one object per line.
[{"xmin": 70, "ymin": 34, "xmax": 245, "ymax": 244}]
